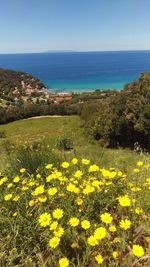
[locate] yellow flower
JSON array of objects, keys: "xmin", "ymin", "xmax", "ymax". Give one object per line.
[
  {"xmin": 71, "ymin": 158, "xmax": 78, "ymax": 164},
  {"xmin": 87, "ymin": 235, "xmax": 98, "ymax": 246},
  {"xmin": 46, "ymin": 175, "xmax": 53, "ymax": 182},
  {"xmin": 29, "ymin": 200, "xmax": 35, "ymax": 206},
  {"xmin": 76, "ymin": 197, "xmax": 83, "ymax": 206},
  {"xmin": 94, "ymin": 227, "xmax": 106, "ymax": 240},
  {"xmin": 13, "ymin": 195, "xmax": 20, "ymax": 202},
  {"xmin": 13, "ymin": 176, "xmax": 20, "ymax": 183},
  {"xmin": 20, "ymin": 168, "xmax": 26, "ymax": 173},
  {"xmin": 69, "ymin": 217, "xmax": 79, "ymax": 227},
  {"xmin": 109, "ymin": 225, "xmax": 117, "ymax": 232},
  {"xmin": 134, "ymin": 168, "xmax": 139, "ymax": 173},
  {"xmin": 12, "ymin": 212, "xmax": 18, "ymax": 217},
  {"xmin": 92, "ymin": 180, "xmax": 101, "ymax": 188},
  {"xmin": 28, "ymin": 181, "xmax": 35, "ymax": 187},
  {"xmin": 95, "ymin": 254, "xmax": 104, "ymax": 264},
  {"xmin": 34, "ymin": 185, "xmax": 44, "ymax": 196},
  {"xmin": 22, "ymin": 179, "xmax": 27, "ymax": 185},
  {"xmin": 61, "ymin": 162, "xmax": 69, "ymax": 168},
  {"xmin": 82, "ymin": 158, "xmax": 90, "ymax": 165},
  {"xmin": 135, "ymin": 207, "xmax": 143, "ymax": 214},
  {"xmin": 81, "ymin": 220, "xmax": 91, "ymax": 229},
  {"xmin": 100, "ymin": 212, "xmax": 113, "ymax": 224},
  {"xmin": 38, "ymin": 212, "xmax": 51, "ymax": 227},
  {"xmin": 0, "ymin": 177, "xmax": 8, "ymax": 185},
  {"xmin": 54, "ymin": 226, "xmax": 64, "ymax": 237},
  {"xmin": 118, "ymin": 195, "xmax": 131, "ymax": 207},
  {"xmin": 50, "ymin": 221, "xmax": 58, "ymax": 231},
  {"xmin": 132, "ymin": 244, "xmax": 144, "ymax": 257},
  {"xmin": 88, "ymin": 164, "xmax": 99, "ymax": 172},
  {"xmin": 36, "ymin": 173, "xmax": 41, "ymax": 178},
  {"xmin": 45, "ymin": 164, "xmax": 53, "ymax": 169},
  {"xmin": 74, "ymin": 170, "xmax": 83, "ymax": 178},
  {"xmin": 49, "ymin": 236, "xmax": 60, "ymax": 248},
  {"xmin": 66, "ymin": 183, "xmax": 77, "ymax": 193},
  {"xmin": 131, "ymin": 187, "xmax": 141, "ymax": 192},
  {"xmin": 52, "ymin": 208, "xmax": 64, "ymax": 220},
  {"xmin": 48, "ymin": 187, "xmax": 58, "ymax": 196},
  {"xmin": 22, "ymin": 186, "xmax": 29, "ymax": 191},
  {"xmin": 118, "ymin": 171, "xmax": 123, "ymax": 177},
  {"xmin": 137, "ymin": 161, "xmax": 143, "ymax": 167},
  {"xmin": 83, "ymin": 185, "xmax": 95, "ymax": 195},
  {"xmin": 112, "ymin": 251, "xmax": 118, "ymax": 259},
  {"xmin": 38, "ymin": 195, "xmax": 47, "ymax": 202},
  {"xmin": 59, "ymin": 257, "xmax": 69, "ymax": 267},
  {"xmin": 4, "ymin": 194, "xmax": 13, "ymax": 201},
  {"xmin": 120, "ymin": 219, "xmax": 131, "ymax": 230},
  {"xmin": 7, "ymin": 183, "xmax": 13, "ymax": 188}
]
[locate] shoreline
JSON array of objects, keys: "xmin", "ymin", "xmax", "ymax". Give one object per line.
[{"xmin": 47, "ymin": 87, "xmax": 122, "ymax": 94}]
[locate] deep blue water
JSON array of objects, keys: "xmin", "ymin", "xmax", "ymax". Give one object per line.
[{"xmin": 0, "ymin": 51, "xmax": 150, "ymax": 91}]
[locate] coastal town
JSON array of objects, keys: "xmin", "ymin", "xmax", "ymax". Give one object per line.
[
  {"xmin": 0, "ymin": 69, "xmax": 73, "ymax": 106},
  {"xmin": 13, "ymin": 85, "xmax": 73, "ymax": 104},
  {"xmin": 0, "ymin": 68, "xmax": 120, "ymax": 108}
]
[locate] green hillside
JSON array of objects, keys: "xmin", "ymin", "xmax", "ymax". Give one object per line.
[
  {"xmin": 0, "ymin": 68, "xmax": 47, "ymax": 104},
  {"xmin": 0, "ymin": 115, "xmax": 149, "ymax": 172}
]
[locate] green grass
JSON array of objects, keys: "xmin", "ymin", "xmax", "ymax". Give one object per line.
[
  {"xmin": 0, "ymin": 116, "xmax": 83, "ymax": 144},
  {"xmin": 0, "ymin": 115, "xmax": 149, "ymax": 172}
]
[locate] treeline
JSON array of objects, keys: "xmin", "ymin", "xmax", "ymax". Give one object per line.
[
  {"xmin": 80, "ymin": 73, "xmax": 150, "ymax": 150},
  {"xmin": 0, "ymin": 102, "xmax": 78, "ymax": 124}
]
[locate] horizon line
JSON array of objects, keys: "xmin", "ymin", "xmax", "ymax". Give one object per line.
[{"xmin": 0, "ymin": 49, "xmax": 150, "ymax": 55}]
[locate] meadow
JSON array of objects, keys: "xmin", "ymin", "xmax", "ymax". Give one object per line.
[
  {"xmin": 0, "ymin": 116, "xmax": 149, "ymax": 172},
  {"xmin": 0, "ymin": 115, "xmax": 150, "ymax": 266}
]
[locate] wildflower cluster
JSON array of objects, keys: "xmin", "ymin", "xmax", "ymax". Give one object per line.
[{"xmin": 0, "ymin": 159, "xmax": 149, "ymax": 266}]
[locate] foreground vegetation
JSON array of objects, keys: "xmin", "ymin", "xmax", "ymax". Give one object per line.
[
  {"xmin": 0, "ymin": 157, "xmax": 150, "ymax": 266},
  {"xmin": 0, "ymin": 116, "xmax": 150, "ymax": 266}
]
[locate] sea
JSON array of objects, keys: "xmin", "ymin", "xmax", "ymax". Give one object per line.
[{"xmin": 0, "ymin": 51, "xmax": 150, "ymax": 92}]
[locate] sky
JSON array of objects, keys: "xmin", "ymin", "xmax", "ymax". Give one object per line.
[{"xmin": 0, "ymin": 0, "xmax": 150, "ymax": 53}]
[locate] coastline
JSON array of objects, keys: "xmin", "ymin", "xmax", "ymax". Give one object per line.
[
  {"xmin": 48, "ymin": 87, "xmax": 121, "ymax": 94},
  {"xmin": 46, "ymin": 83, "xmax": 124, "ymax": 93}
]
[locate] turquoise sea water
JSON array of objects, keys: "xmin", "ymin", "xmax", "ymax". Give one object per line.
[{"xmin": 0, "ymin": 51, "xmax": 150, "ymax": 91}]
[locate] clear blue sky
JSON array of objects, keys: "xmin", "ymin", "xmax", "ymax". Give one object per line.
[{"xmin": 0, "ymin": 0, "xmax": 150, "ymax": 53}]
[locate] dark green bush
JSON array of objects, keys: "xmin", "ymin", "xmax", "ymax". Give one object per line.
[
  {"xmin": 80, "ymin": 73, "xmax": 150, "ymax": 150},
  {"xmin": 56, "ymin": 136, "xmax": 73, "ymax": 151}
]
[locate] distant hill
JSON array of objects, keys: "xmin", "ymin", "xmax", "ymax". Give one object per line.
[
  {"xmin": 0, "ymin": 68, "xmax": 48, "ymax": 106},
  {"xmin": 44, "ymin": 50, "xmax": 77, "ymax": 53}
]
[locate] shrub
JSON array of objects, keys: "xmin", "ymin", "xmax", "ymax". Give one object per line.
[
  {"xmin": 0, "ymin": 130, "xmax": 6, "ymax": 138},
  {"xmin": 80, "ymin": 73, "xmax": 150, "ymax": 150},
  {"xmin": 56, "ymin": 136, "xmax": 73, "ymax": 151}
]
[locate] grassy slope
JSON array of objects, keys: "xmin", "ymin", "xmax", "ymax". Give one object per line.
[{"xmin": 0, "ymin": 115, "xmax": 149, "ymax": 171}]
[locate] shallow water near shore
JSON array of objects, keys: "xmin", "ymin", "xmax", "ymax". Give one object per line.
[{"xmin": 0, "ymin": 50, "xmax": 150, "ymax": 92}]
